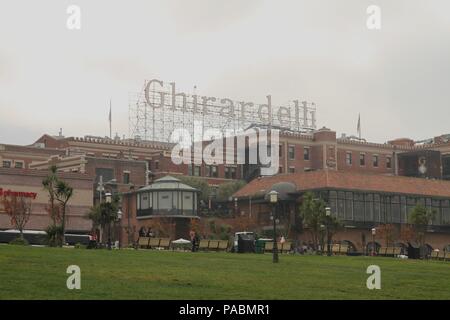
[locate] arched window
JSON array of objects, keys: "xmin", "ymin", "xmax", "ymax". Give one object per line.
[
  {"xmin": 366, "ymin": 241, "xmax": 381, "ymax": 255},
  {"xmin": 341, "ymin": 240, "xmax": 357, "ymax": 252}
]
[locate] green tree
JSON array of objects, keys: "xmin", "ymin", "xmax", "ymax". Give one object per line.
[
  {"xmin": 323, "ymin": 213, "xmax": 342, "ymax": 254},
  {"xmin": 299, "ymin": 192, "xmax": 341, "ymax": 253},
  {"xmin": 299, "ymin": 192, "xmax": 324, "ymax": 252},
  {"xmin": 42, "ymin": 166, "xmax": 75, "ymax": 247},
  {"xmin": 178, "ymin": 176, "xmax": 211, "ymax": 203},
  {"xmin": 86, "ymin": 194, "xmax": 120, "ymax": 244},
  {"xmin": 216, "ymin": 180, "xmax": 246, "ymax": 202},
  {"xmin": 42, "ymin": 165, "xmax": 60, "ymax": 226},
  {"xmin": 409, "ymin": 203, "xmax": 435, "ymax": 258},
  {"xmin": 55, "ymin": 180, "xmax": 74, "ymax": 246},
  {"xmin": 1, "ymin": 195, "xmax": 32, "ymax": 240}
]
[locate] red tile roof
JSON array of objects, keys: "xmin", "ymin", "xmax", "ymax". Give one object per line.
[{"xmin": 233, "ymin": 170, "xmax": 450, "ymax": 199}]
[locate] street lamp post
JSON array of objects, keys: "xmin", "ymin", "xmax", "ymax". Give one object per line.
[
  {"xmin": 320, "ymin": 224, "xmax": 325, "ymax": 254},
  {"xmin": 371, "ymin": 227, "xmax": 376, "ymax": 256},
  {"xmin": 127, "ymin": 185, "xmax": 134, "ymax": 246},
  {"xmin": 116, "ymin": 208, "xmax": 123, "ymax": 249},
  {"xmin": 268, "ymin": 190, "xmax": 279, "ymax": 263},
  {"xmin": 105, "ymin": 192, "xmax": 112, "ymax": 250},
  {"xmin": 97, "ymin": 175, "xmax": 105, "ymax": 204},
  {"xmin": 95, "ymin": 176, "xmax": 105, "ymax": 244},
  {"xmin": 325, "ymin": 207, "xmax": 331, "ymax": 256}
]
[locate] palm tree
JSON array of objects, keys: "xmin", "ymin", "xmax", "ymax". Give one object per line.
[
  {"xmin": 299, "ymin": 192, "xmax": 325, "ymax": 252},
  {"xmin": 55, "ymin": 180, "xmax": 73, "ymax": 246},
  {"xmin": 86, "ymin": 197, "xmax": 119, "ymax": 246},
  {"xmin": 42, "ymin": 165, "xmax": 59, "ymax": 226},
  {"xmin": 299, "ymin": 192, "xmax": 341, "ymax": 254}
]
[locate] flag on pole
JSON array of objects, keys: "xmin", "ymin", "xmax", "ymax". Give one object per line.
[{"xmin": 357, "ymin": 113, "xmax": 361, "ymax": 139}]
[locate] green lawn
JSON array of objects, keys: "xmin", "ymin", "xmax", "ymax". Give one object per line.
[{"xmin": 0, "ymin": 244, "xmax": 449, "ymax": 300}]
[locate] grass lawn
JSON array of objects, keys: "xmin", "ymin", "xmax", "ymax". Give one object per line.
[{"xmin": 0, "ymin": 244, "xmax": 449, "ymax": 300}]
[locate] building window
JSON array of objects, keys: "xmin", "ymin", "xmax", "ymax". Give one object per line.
[
  {"xmin": 148, "ymin": 160, "xmax": 152, "ymax": 170},
  {"xmin": 14, "ymin": 161, "xmax": 24, "ymax": 169},
  {"xmin": 279, "ymin": 144, "xmax": 283, "ymax": 158},
  {"xmin": 346, "ymin": 152, "xmax": 352, "ymax": 165},
  {"xmin": 288, "ymin": 167, "xmax": 295, "ymax": 173},
  {"xmin": 95, "ymin": 168, "xmax": 114, "ymax": 183},
  {"xmin": 194, "ymin": 165, "xmax": 201, "ymax": 176},
  {"xmin": 206, "ymin": 165, "xmax": 218, "ymax": 178},
  {"xmin": 386, "ymin": 156, "xmax": 392, "ymax": 169},
  {"xmin": 267, "ymin": 145, "xmax": 271, "ymax": 157},
  {"xmin": 225, "ymin": 166, "xmax": 236, "ymax": 179},
  {"xmin": 279, "ymin": 166, "xmax": 283, "ymax": 174},
  {"xmin": 373, "ymin": 155, "xmax": 379, "ymax": 168},
  {"xmin": 288, "ymin": 146, "xmax": 295, "ymax": 160},
  {"xmin": 2, "ymin": 160, "xmax": 11, "ymax": 168},
  {"xmin": 123, "ymin": 172, "xmax": 130, "ymax": 184},
  {"xmin": 303, "ymin": 147, "xmax": 310, "ymax": 161},
  {"xmin": 360, "ymin": 153, "xmax": 366, "ymax": 166},
  {"xmin": 154, "ymin": 161, "xmax": 159, "ymax": 170}
]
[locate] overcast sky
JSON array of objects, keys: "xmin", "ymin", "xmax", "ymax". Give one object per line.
[{"xmin": 0, "ymin": 0, "xmax": 449, "ymax": 145}]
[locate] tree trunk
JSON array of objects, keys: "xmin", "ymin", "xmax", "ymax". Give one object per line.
[{"xmin": 60, "ymin": 203, "xmax": 67, "ymax": 247}]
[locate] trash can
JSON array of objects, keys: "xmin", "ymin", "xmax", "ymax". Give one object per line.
[
  {"xmin": 237, "ymin": 235, "xmax": 255, "ymax": 253},
  {"xmin": 407, "ymin": 242, "xmax": 420, "ymax": 259},
  {"xmin": 255, "ymin": 239, "xmax": 266, "ymax": 254}
]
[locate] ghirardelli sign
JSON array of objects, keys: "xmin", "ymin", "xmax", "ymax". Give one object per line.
[{"xmin": 129, "ymin": 79, "xmax": 317, "ymax": 143}]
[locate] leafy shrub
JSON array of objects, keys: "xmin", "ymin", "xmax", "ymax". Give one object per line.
[
  {"xmin": 74, "ymin": 243, "xmax": 86, "ymax": 249},
  {"xmin": 45, "ymin": 225, "xmax": 64, "ymax": 247},
  {"xmin": 219, "ymin": 232, "xmax": 230, "ymax": 240},
  {"xmin": 9, "ymin": 237, "xmax": 29, "ymax": 246}
]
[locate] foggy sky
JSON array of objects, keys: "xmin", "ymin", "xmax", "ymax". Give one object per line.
[{"xmin": 0, "ymin": 0, "xmax": 449, "ymax": 145}]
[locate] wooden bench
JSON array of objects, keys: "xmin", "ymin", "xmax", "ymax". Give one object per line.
[
  {"xmin": 208, "ymin": 240, "xmax": 219, "ymax": 251},
  {"xmin": 159, "ymin": 238, "xmax": 171, "ymax": 250},
  {"xmin": 149, "ymin": 238, "xmax": 161, "ymax": 248},
  {"xmin": 217, "ymin": 240, "xmax": 229, "ymax": 251},
  {"xmin": 377, "ymin": 246, "xmax": 403, "ymax": 257},
  {"xmin": 430, "ymin": 251, "xmax": 439, "ymax": 259},
  {"xmin": 198, "ymin": 239, "xmax": 209, "ymax": 251},
  {"xmin": 280, "ymin": 242, "xmax": 292, "ymax": 254},
  {"xmin": 429, "ymin": 251, "xmax": 450, "ymax": 261},
  {"xmin": 378, "ymin": 247, "xmax": 387, "ymax": 256},
  {"xmin": 331, "ymin": 244, "xmax": 340, "ymax": 255},
  {"xmin": 445, "ymin": 252, "xmax": 450, "ymax": 261},
  {"xmin": 393, "ymin": 247, "xmax": 402, "ymax": 256},
  {"xmin": 386, "ymin": 247, "xmax": 395, "ymax": 256},
  {"xmin": 264, "ymin": 241, "xmax": 274, "ymax": 252},
  {"xmin": 330, "ymin": 244, "xmax": 348, "ymax": 255},
  {"xmin": 138, "ymin": 237, "xmax": 150, "ymax": 249},
  {"xmin": 339, "ymin": 245, "xmax": 349, "ymax": 255},
  {"xmin": 263, "ymin": 241, "xmax": 289, "ymax": 253},
  {"xmin": 195, "ymin": 239, "xmax": 228, "ymax": 252}
]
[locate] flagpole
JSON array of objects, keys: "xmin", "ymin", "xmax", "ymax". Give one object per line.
[
  {"xmin": 357, "ymin": 113, "xmax": 361, "ymax": 140},
  {"xmin": 109, "ymin": 100, "xmax": 112, "ymax": 139}
]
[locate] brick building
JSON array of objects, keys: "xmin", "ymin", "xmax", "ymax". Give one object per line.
[
  {"xmin": 28, "ymin": 154, "xmax": 148, "ymax": 195},
  {"xmin": 3, "ymin": 128, "xmax": 450, "ymax": 184},
  {"xmin": 0, "ymin": 168, "xmax": 93, "ymax": 232},
  {"xmin": 233, "ymin": 170, "xmax": 450, "ymax": 252},
  {"xmin": 31, "ymin": 134, "xmax": 241, "ymax": 186},
  {"xmin": 0, "ymin": 143, "xmax": 65, "ymax": 170},
  {"xmin": 2, "ymin": 127, "xmax": 450, "ymax": 244}
]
